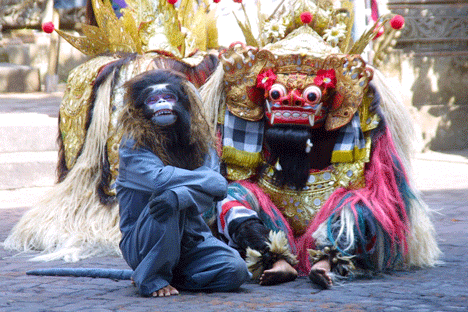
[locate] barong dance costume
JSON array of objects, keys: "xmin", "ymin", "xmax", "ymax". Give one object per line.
[{"xmin": 199, "ymin": 0, "xmax": 440, "ymax": 280}]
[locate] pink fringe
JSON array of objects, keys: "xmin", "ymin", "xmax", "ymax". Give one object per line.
[
  {"xmin": 234, "ymin": 128, "xmax": 411, "ymax": 275},
  {"xmin": 296, "ymin": 127, "xmax": 410, "ymax": 274}
]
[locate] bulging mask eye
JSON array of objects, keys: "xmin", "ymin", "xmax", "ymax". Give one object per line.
[
  {"xmin": 302, "ymin": 86, "xmax": 322, "ymax": 104},
  {"xmin": 269, "ymin": 84, "xmax": 287, "ymax": 101}
]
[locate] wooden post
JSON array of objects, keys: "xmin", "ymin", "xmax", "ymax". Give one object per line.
[{"xmin": 44, "ymin": 0, "xmax": 60, "ymax": 92}]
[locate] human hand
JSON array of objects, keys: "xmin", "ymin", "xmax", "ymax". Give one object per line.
[{"xmin": 149, "ymin": 190, "xmax": 178, "ymax": 221}]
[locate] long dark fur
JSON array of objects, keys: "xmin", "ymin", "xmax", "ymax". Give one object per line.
[
  {"xmin": 119, "ymin": 69, "xmax": 212, "ymax": 170},
  {"xmin": 264, "ymin": 125, "xmax": 340, "ymax": 189},
  {"xmin": 94, "ymin": 55, "xmax": 138, "ymax": 204},
  {"xmin": 265, "ymin": 125, "xmax": 312, "ymax": 189},
  {"xmin": 150, "ymin": 54, "xmax": 219, "ymax": 89},
  {"xmin": 230, "ymin": 218, "xmax": 270, "ymax": 258}
]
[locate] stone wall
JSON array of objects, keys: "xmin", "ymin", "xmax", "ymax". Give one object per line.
[
  {"xmin": 0, "ymin": 0, "xmax": 86, "ymax": 30},
  {"xmin": 0, "ymin": 1, "xmax": 89, "ymax": 90},
  {"xmin": 384, "ymin": 0, "xmax": 468, "ymax": 151}
]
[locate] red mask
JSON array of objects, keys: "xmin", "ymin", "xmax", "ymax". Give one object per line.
[{"xmin": 263, "ymin": 73, "xmax": 331, "ymax": 128}]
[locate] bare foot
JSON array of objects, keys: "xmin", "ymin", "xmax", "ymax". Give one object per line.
[
  {"xmin": 152, "ymin": 285, "xmax": 179, "ymax": 297},
  {"xmin": 259, "ymin": 259, "xmax": 298, "ymax": 286},
  {"xmin": 308, "ymin": 259, "xmax": 332, "ymax": 289}
]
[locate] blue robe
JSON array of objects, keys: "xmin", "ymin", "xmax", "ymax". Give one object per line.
[{"xmin": 116, "ymin": 138, "xmax": 250, "ymax": 296}]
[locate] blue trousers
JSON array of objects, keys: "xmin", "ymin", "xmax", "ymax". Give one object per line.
[{"xmin": 119, "ymin": 206, "xmax": 250, "ymax": 296}]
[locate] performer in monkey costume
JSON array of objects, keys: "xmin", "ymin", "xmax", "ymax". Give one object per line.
[
  {"xmin": 116, "ymin": 69, "xmax": 249, "ymax": 297},
  {"xmin": 200, "ymin": 0, "xmax": 441, "ymax": 288}
]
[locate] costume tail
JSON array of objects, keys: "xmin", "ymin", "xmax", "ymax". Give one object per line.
[{"xmin": 26, "ymin": 268, "xmax": 133, "ymax": 280}]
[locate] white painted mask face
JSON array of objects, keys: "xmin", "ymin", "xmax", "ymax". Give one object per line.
[{"xmin": 144, "ymin": 84, "xmax": 179, "ymax": 126}]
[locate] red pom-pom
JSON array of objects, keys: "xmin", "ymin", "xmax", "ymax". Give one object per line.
[
  {"xmin": 42, "ymin": 22, "xmax": 55, "ymax": 34},
  {"xmin": 300, "ymin": 12, "xmax": 313, "ymax": 24},
  {"xmin": 214, "ymin": 0, "xmax": 221, "ymax": 2},
  {"xmin": 233, "ymin": 0, "xmax": 242, "ymax": 3},
  {"xmin": 167, "ymin": 0, "xmax": 177, "ymax": 4},
  {"xmin": 390, "ymin": 15, "xmax": 405, "ymax": 30}
]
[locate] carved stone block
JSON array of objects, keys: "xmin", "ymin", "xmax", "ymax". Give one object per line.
[{"xmin": 384, "ymin": 0, "xmax": 468, "ymax": 150}]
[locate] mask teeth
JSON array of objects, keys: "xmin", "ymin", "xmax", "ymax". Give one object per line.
[
  {"xmin": 270, "ymin": 113, "xmax": 275, "ymax": 125},
  {"xmin": 275, "ymin": 160, "xmax": 282, "ymax": 171},
  {"xmin": 265, "ymin": 100, "xmax": 272, "ymax": 113},
  {"xmin": 308, "ymin": 114, "xmax": 315, "ymax": 127},
  {"xmin": 315, "ymin": 103, "xmax": 323, "ymax": 115},
  {"xmin": 305, "ymin": 138, "xmax": 313, "ymax": 153}
]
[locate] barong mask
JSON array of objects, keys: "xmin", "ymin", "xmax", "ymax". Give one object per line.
[
  {"xmin": 261, "ymin": 70, "xmax": 334, "ymax": 128},
  {"xmin": 219, "ymin": 28, "xmax": 373, "ymax": 131},
  {"xmin": 214, "ymin": 0, "xmax": 404, "ymax": 132}
]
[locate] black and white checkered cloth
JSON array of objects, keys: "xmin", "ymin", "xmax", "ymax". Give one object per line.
[
  {"xmin": 222, "ymin": 109, "xmax": 366, "ymax": 160},
  {"xmin": 333, "ymin": 112, "xmax": 367, "ymax": 155},
  {"xmin": 222, "ymin": 109, "xmax": 264, "ymax": 153}
]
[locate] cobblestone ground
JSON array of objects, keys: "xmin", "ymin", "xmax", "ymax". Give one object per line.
[{"xmin": 1, "ymin": 172, "xmax": 467, "ymax": 312}]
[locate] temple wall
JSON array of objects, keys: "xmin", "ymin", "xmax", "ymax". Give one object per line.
[
  {"xmin": 383, "ymin": 0, "xmax": 468, "ymax": 151},
  {"xmin": 0, "ymin": 0, "xmax": 88, "ymax": 87}
]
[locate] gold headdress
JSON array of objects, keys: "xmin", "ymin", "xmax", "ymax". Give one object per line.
[
  {"xmin": 218, "ymin": 0, "xmax": 402, "ymax": 130},
  {"xmin": 50, "ymin": 0, "xmax": 218, "ymax": 58}
]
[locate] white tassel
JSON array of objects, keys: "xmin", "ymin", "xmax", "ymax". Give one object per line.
[
  {"xmin": 199, "ymin": 64, "xmax": 226, "ymax": 133},
  {"xmin": 4, "ymin": 71, "xmax": 121, "ymax": 262}
]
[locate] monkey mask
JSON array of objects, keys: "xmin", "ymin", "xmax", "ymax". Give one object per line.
[
  {"xmin": 142, "ymin": 84, "xmax": 181, "ymax": 127},
  {"xmin": 120, "ymin": 69, "xmax": 212, "ymax": 170}
]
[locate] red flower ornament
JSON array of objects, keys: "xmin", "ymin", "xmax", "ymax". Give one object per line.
[
  {"xmin": 213, "ymin": 0, "xmax": 221, "ymax": 2},
  {"xmin": 233, "ymin": 0, "xmax": 242, "ymax": 3},
  {"xmin": 314, "ymin": 69, "xmax": 337, "ymax": 89},
  {"xmin": 257, "ymin": 69, "xmax": 277, "ymax": 90},
  {"xmin": 167, "ymin": 0, "xmax": 177, "ymax": 4},
  {"xmin": 300, "ymin": 12, "xmax": 313, "ymax": 24},
  {"xmin": 42, "ymin": 22, "xmax": 55, "ymax": 34}
]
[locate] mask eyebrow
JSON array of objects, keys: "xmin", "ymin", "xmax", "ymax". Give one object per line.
[
  {"xmin": 144, "ymin": 84, "xmax": 178, "ymax": 102},
  {"xmin": 147, "ymin": 84, "xmax": 170, "ymax": 94}
]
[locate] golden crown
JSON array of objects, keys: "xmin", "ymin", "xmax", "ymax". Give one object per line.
[{"xmin": 45, "ymin": 0, "xmax": 218, "ymax": 58}]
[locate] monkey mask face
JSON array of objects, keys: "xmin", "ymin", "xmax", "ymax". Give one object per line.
[
  {"xmin": 142, "ymin": 84, "xmax": 180, "ymax": 126},
  {"xmin": 121, "ymin": 69, "xmax": 212, "ymax": 169}
]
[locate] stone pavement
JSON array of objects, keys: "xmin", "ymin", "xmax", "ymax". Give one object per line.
[{"xmin": 0, "ymin": 92, "xmax": 467, "ymax": 312}]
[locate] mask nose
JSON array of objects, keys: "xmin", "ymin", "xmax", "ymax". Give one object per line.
[
  {"xmin": 290, "ymin": 90, "xmax": 305, "ymax": 106},
  {"xmin": 283, "ymin": 89, "xmax": 305, "ymax": 106}
]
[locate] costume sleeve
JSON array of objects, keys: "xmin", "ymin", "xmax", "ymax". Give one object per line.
[
  {"xmin": 203, "ymin": 148, "xmax": 221, "ymax": 173},
  {"xmin": 117, "ymin": 139, "xmax": 227, "ymax": 215}
]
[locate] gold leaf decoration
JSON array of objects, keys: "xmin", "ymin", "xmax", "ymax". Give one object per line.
[{"xmin": 51, "ymin": 0, "xmax": 218, "ymax": 58}]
